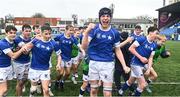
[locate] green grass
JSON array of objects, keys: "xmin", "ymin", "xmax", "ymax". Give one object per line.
[{"xmin": 5, "ymin": 40, "xmax": 180, "ymax": 96}]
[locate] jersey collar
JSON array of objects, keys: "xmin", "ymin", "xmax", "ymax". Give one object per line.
[
  {"xmin": 99, "ymin": 24, "xmax": 111, "ymax": 31},
  {"xmin": 5, "ymin": 37, "xmax": 14, "ymax": 44},
  {"xmin": 133, "ymin": 32, "xmax": 141, "ymax": 36}
]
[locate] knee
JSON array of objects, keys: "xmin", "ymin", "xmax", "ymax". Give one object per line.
[
  {"xmin": 91, "ymin": 88, "xmax": 97, "ymax": 94},
  {"xmin": 150, "ymin": 73, "xmax": 158, "ymax": 80},
  {"xmin": 0, "ymin": 87, "xmax": 8, "ymax": 95},
  {"xmin": 103, "ymin": 91, "xmax": 111, "ymax": 97},
  {"xmin": 127, "ymin": 80, "xmax": 133, "ymax": 85},
  {"xmin": 90, "ymin": 84, "xmax": 98, "ymax": 94},
  {"xmin": 59, "ymin": 70, "xmax": 64, "ymax": 75},
  {"xmin": 82, "ymin": 82, "xmax": 88, "ymax": 88},
  {"xmin": 139, "ymin": 82, "xmax": 147, "ymax": 89},
  {"xmin": 154, "ymin": 74, "xmax": 158, "ymax": 79},
  {"xmin": 65, "ymin": 72, "xmax": 70, "ymax": 77},
  {"xmin": 43, "ymin": 88, "xmax": 49, "ymax": 94}
]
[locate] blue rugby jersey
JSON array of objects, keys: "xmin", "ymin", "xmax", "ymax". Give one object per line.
[
  {"xmin": 30, "ymin": 38, "xmax": 61, "ymax": 70},
  {"xmin": 0, "ymin": 38, "xmax": 14, "ymax": 67},
  {"xmin": 88, "ymin": 24, "xmax": 121, "ymax": 62},
  {"xmin": 54, "ymin": 33, "xmax": 79, "ymax": 61},
  {"xmin": 131, "ymin": 36, "xmax": 157, "ymax": 67},
  {"xmin": 14, "ymin": 36, "xmax": 31, "ymax": 63}
]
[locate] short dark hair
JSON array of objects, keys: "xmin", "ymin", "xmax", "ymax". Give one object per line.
[
  {"xmin": 33, "ymin": 24, "xmax": 40, "ymax": 30},
  {"xmin": 22, "ymin": 24, "xmax": 31, "ymax": 31},
  {"xmin": 5, "ymin": 25, "xmax": 17, "ymax": 33},
  {"xmin": 120, "ymin": 31, "xmax": 129, "ymax": 40},
  {"xmin": 65, "ymin": 25, "xmax": 73, "ymax": 30},
  {"xmin": 41, "ymin": 25, "xmax": 52, "ymax": 32},
  {"xmin": 147, "ymin": 26, "xmax": 159, "ymax": 34},
  {"xmin": 135, "ymin": 25, "xmax": 141, "ymax": 29}
]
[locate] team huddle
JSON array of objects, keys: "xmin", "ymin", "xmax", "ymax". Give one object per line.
[{"xmin": 0, "ymin": 7, "xmax": 170, "ymax": 97}]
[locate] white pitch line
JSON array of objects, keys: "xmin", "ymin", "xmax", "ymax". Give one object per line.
[{"xmin": 51, "ymin": 80, "xmax": 180, "ymax": 85}]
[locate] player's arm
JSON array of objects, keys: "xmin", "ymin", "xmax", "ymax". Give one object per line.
[
  {"xmin": 6, "ymin": 47, "xmax": 24, "ymax": 60},
  {"xmin": 115, "ymin": 47, "xmax": 130, "ymax": 73},
  {"xmin": 148, "ymin": 51, "xmax": 154, "ymax": 69},
  {"xmin": 56, "ymin": 54, "xmax": 62, "ymax": 70},
  {"xmin": 160, "ymin": 45, "xmax": 171, "ymax": 58},
  {"xmin": 53, "ymin": 42, "xmax": 62, "ymax": 70},
  {"xmin": 23, "ymin": 41, "xmax": 34, "ymax": 53},
  {"xmin": 129, "ymin": 41, "xmax": 148, "ymax": 64},
  {"xmin": 120, "ymin": 37, "xmax": 133, "ymax": 48},
  {"xmin": 81, "ymin": 23, "xmax": 96, "ymax": 50},
  {"xmin": 78, "ymin": 44, "xmax": 86, "ymax": 57},
  {"xmin": 144, "ymin": 51, "xmax": 155, "ymax": 75}
]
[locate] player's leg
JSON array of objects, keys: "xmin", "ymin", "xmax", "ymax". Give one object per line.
[
  {"xmin": 36, "ymin": 80, "xmax": 42, "ymax": 94},
  {"xmin": 55, "ymin": 61, "xmax": 65, "ymax": 89},
  {"xmin": 71, "ymin": 58, "xmax": 78, "ymax": 84},
  {"xmin": 28, "ymin": 68, "xmax": 40, "ymax": 96},
  {"xmin": 135, "ymin": 76, "xmax": 147, "ymax": 96},
  {"xmin": 0, "ymin": 66, "xmax": 14, "ymax": 96},
  {"xmin": 121, "ymin": 70, "xmax": 135, "ymax": 95},
  {"xmin": 147, "ymin": 67, "xmax": 158, "ymax": 83},
  {"xmin": 133, "ymin": 66, "xmax": 147, "ymax": 96},
  {"xmin": 48, "ymin": 68, "xmax": 53, "ymax": 96},
  {"xmin": 64, "ymin": 67, "xmax": 71, "ymax": 81},
  {"xmin": 88, "ymin": 60, "xmax": 100, "ymax": 97},
  {"xmin": 63, "ymin": 60, "xmax": 72, "ymax": 81},
  {"xmin": 118, "ymin": 65, "xmax": 137, "ymax": 96},
  {"xmin": 76, "ymin": 52, "xmax": 84, "ymax": 78},
  {"xmin": 145, "ymin": 67, "xmax": 158, "ymax": 93},
  {"xmin": 40, "ymin": 69, "xmax": 51, "ymax": 97},
  {"xmin": 14, "ymin": 62, "xmax": 29, "ymax": 96},
  {"xmin": 114, "ymin": 69, "xmax": 122, "ymax": 90},
  {"xmin": 90, "ymin": 80, "xmax": 99, "ymax": 97},
  {"xmin": 79, "ymin": 74, "xmax": 89, "ymax": 97},
  {"xmin": 0, "ymin": 82, "xmax": 8, "ymax": 96},
  {"xmin": 41, "ymin": 80, "xmax": 50, "ymax": 97},
  {"xmin": 100, "ymin": 62, "xmax": 115, "ymax": 97}
]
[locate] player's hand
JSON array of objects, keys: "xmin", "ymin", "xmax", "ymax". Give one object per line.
[
  {"xmin": 21, "ymin": 46, "xmax": 29, "ymax": 53},
  {"xmin": 35, "ymin": 34, "xmax": 42, "ymax": 40},
  {"xmin": 140, "ymin": 57, "xmax": 148, "ymax": 64},
  {"xmin": 144, "ymin": 69, "xmax": 150, "ymax": 76},
  {"xmin": 86, "ymin": 23, "xmax": 96, "ymax": 33},
  {"xmin": 124, "ymin": 66, "xmax": 130, "ymax": 74},
  {"xmin": 126, "ymin": 37, "xmax": 133, "ymax": 43}
]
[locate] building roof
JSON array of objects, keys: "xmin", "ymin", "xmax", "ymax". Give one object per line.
[
  {"xmin": 111, "ymin": 19, "xmax": 153, "ymax": 24},
  {"xmin": 156, "ymin": 2, "xmax": 180, "ymax": 13},
  {"xmin": 85, "ymin": 18, "xmax": 153, "ymax": 25}
]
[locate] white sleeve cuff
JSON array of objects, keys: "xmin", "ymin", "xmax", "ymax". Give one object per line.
[
  {"xmin": 151, "ymin": 51, "xmax": 155, "ymax": 56},
  {"xmin": 133, "ymin": 41, "xmax": 140, "ymax": 47},
  {"xmin": 77, "ymin": 43, "xmax": 81, "ymax": 48},
  {"xmin": 88, "ymin": 36, "xmax": 92, "ymax": 42},
  {"xmin": 114, "ymin": 41, "xmax": 120, "ymax": 48},
  {"xmin": 3, "ymin": 48, "xmax": 12, "ymax": 54},
  {"xmin": 56, "ymin": 49, "xmax": 61, "ymax": 55},
  {"xmin": 18, "ymin": 42, "xmax": 25, "ymax": 47}
]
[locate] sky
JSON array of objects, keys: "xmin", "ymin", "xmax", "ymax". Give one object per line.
[{"xmin": 0, "ymin": 0, "xmax": 167, "ymax": 19}]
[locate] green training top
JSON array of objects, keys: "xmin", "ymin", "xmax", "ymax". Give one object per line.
[
  {"xmin": 153, "ymin": 45, "xmax": 166, "ymax": 63},
  {"xmin": 82, "ymin": 56, "xmax": 89, "ymax": 75}
]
